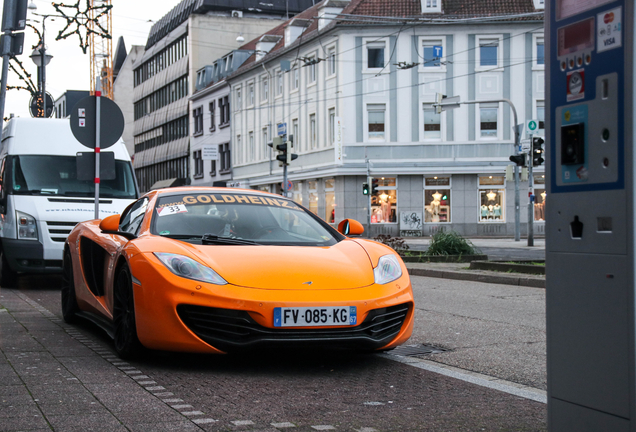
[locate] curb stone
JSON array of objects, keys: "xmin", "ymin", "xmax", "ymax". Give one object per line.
[{"xmin": 406, "ymin": 267, "xmax": 545, "ymax": 288}]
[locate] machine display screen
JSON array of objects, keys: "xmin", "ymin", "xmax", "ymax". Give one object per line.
[
  {"xmin": 557, "ymin": 0, "xmax": 614, "ymax": 20},
  {"xmin": 558, "ymin": 18, "xmax": 595, "ymax": 57}
]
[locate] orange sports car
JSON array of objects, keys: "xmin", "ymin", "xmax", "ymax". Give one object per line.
[{"xmin": 61, "ymin": 187, "xmax": 414, "ymax": 358}]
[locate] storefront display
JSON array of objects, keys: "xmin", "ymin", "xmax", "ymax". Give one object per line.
[
  {"xmin": 308, "ymin": 180, "xmax": 318, "ymax": 215},
  {"xmin": 371, "ymin": 177, "xmax": 397, "ymax": 223},
  {"xmin": 533, "ymin": 175, "xmax": 545, "ymax": 222},
  {"xmin": 479, "ymin": 176, "xmax": 505, "ymax": 222},
  {"xmin": 325, "ymin": 178, "xmax": 335, "ymax": 223},
  {"xmin": 424, "ymin": 177, "xmax": 450, "ymax": 223}
]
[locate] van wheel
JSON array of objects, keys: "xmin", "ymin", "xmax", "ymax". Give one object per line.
[
  {"xmin": 0, "ymin": 248, "xmax": 17, "ymax": 287},
  {"xmin": 113, "ymin": 264, "xmax": 142, "ymax": 359},
  {"xmin": 61, "ymin": 251, "xmax": 79, "ymax": 323}
]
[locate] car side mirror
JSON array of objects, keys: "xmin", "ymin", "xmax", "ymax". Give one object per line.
[
  {"xmin": 337, "ymin": 218, "xmax": 364, "ymax": 236},
  {"xmin": 99, "ymin": 214, "xmax": 136, "ymax": 240}
]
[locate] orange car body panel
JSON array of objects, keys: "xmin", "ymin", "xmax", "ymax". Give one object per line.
[{"xmin": 65, "ymin": 187, "xmax": 414, "ymax": 354}]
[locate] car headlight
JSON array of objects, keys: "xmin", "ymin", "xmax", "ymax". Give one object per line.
[
  {"xmin": 16, "ymin": 211, "xmax": 38, "ymax": 240},
  {"xmin": 154, "ymin": 252, "xmax": 227, "ymax": 285},
  {"xmin": 374, "ymin": 254, "xmax": 403, "ymax": 285}
]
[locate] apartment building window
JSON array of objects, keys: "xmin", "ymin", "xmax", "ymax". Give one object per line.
[
  {"xmin": 424, "ymin": 177, "xmax": 451, "ymax": 223},
  {"xmin": 325, "ymin": 178, "xmax": 335, "ymax": 223},
  {"xmin": 249, "ymin": 83, "xmax": 255, "ymax": 106},
  {"xmin": 235, "ymin": 88, "xmax": 241, "ymax": 111},
  {"xmin": 276, "ymin": 71, "xmax": 283, "ymax": 96},
  {"xmin": 219, "ymin": 96, "xmax": 230, "ymax": 126},
  {"xmin": 309, "ymin": 114, "xmax": 317, "ymax": 149},
  {"xmin": 371, "ymin": 177, "xmax": 397, "ymax": 223},
  {"xmin": 367, "ymin": 42, "xmax": 385, "ymax": 69},
  {"xmin": 261, "ymin": 75, "xmax": 269, "ymax": 101},
  {"xmin": 193, "ymin": 106, "xmax": 203, "ymax": 135},
  {"xmin": 328, "ymin": 108, "xmax": 336, "ymax": 146},
  {"xmin": 307, "ymin": 57, "xmax": 316, "ymax": 83},
  {"xmin": 536, "ymin": 38, "xmax": 545, "ymax": 65},
  {"xmin": 293, "ymin": 67, "xmax": 299, "ymax": 90},
  {"xmin": 423, "ymin": 0, "xmax": 441, "ymax": 12},
  {"xmin": 480, "ymin": 103, "xmax": 498, "ymax": 138},
  {"xmin": 209, "ymin": 101, "xmax": 215, "ymax": 131},
  {"xmin": 220, "ymin": 143, "xmax": 231, "ymax": 173},
  {"xmin": 235, "ymin": 135, "xmax": 241, "ymax": 166},
  {"xmin": 209, "ymin": 158, "xmax": 216, "ymax": 176},
  {"xmin": 479, "ymin": 39, "xmax": 499, "ymax": 67},
  {"xmin": 193, "ymin": 150, "xmax": 204, "ymax": 179},
  {"xmin": 262, "ymin": 128, "xmax": 268, "ymax": 160},
  {"xmin": 292, "ymin": 118, "xmax": 299, "ymax": 152},
  {"xmin": 367, "ymin": 104, "xmax": 386, "ymax": 141},
  {"xmin": 423, "ymin": 40, "xmax": 443, "ymax": 67},
  {"xmin": 328, "ymin": 47, "xmax": 336, "ymax": 76},
  {"xmin": 248, "ymin": 131, "xmax": 254, "ymax": 162},
  {"xmin": 479, "ymin": 176, "xmax": 505, "ymax": 222},
  {"xmin": 536, "ymin": 100, "xmax": 545, "ymax": 133},
  {"xmin": 423, "ymin": 105, "xmax": 441, "ymax": 140}
]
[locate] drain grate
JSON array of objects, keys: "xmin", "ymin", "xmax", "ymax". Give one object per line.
[{"xmin": 389, "ymin": 343, "xmax": 448, "ymax": 357}]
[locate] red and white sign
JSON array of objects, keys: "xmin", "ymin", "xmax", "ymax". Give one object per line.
[
  {"xmin": 157, "ymin": 204, "xmax": 188, "ymax": 217},
  {"xmin": 567, "ymin": 69, "xmax": 585, "ymax": 102}
]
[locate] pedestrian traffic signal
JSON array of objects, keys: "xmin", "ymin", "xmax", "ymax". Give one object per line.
[
  {"xmin": 362, "ymin": 183, "xmax": 369, "ymax": 195},
  {"xmin": 532, "ymin": 136, "xmax": 545, "ymax": 166},
  {"xmin": 371, "ymin": 178, "xmax": 379, "ymax": 195},
  {"xmin": 509, "ymin": 153, "xmax": 526, "ymax": 167}
]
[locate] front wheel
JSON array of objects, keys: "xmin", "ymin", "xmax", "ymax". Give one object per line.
[
  {"xmin": 113, "ymin": 264, "xmax": 142, "ymax": 359},
  {"xmin": 0, "ymin": 248, "xmax": 17, "ymax": 287},
  {"xmin": 61, "ymin": 250, "xmax": 79, "ymax": 323}
]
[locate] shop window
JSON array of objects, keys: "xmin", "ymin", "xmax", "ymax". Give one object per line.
[
  {"xmin": 423, "ymin": 106, "xmax": 441, "ymax": 140},
  {"xmin": 308, "ymin": 180, "xmax": 318, "ymax": 215},
  {"xmin": 325, "ymin": 178, "xmax": 335, "ymax": 223},
  {"xmin": 293, "ymin": 182, "xmax": 303, "ymax": 206},
  {"xmin": 367, "ymin": 104, "xmax": 386, "ymax": 141},
  {"xmin": 480, "ymin": 104, "xmax": 498, "ymax": 138},
  {"xmin": 424, "ymin": 177, "xmax": 450, "ymax": 223},
  {"xmin": 367, "ymin": 43, "xmax": 385, "ymax": 69},
  {"xmin": 479, "ymin": 39, "xmax": 499, "ymax": 67},
  {"xmin": 479, "ymin": 176, "xmax": 505, "ymax": 222},
  {"xmin": 371, "ymin": 177, "xmax": 397, "ymax": 224},
  {"xmin": 533, "ymin": 174, "xmax": 546, "ymax": 222}
]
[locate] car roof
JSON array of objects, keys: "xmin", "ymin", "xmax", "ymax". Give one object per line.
[{"xmin": 145, "ymin": 186, "xmax": 286, "ymax": 200}]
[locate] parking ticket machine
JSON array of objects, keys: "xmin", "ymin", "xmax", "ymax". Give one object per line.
[{"xmin": 546, "ymin": 0, "xmax": 636, "ymax": 430}]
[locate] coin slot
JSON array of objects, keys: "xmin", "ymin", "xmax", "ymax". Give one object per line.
[
  {"xmin": 602, "ymin": 78, "xmax": 609, "ymax": 99},
  {"xmin": 570, "ymin": 216, "xmax": 583, "ymax": 239}
]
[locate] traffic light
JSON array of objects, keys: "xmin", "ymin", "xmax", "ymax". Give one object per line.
[
  {"xmin": 362, "ymin": 183, "xmax": 369, "ymax": 195},
  {"xmin": 1, "ymin": 0, "xmax": 27, "ymax": 32},
  {"xmin": 285, "ymin": 134, "xmax": 298, "ymax": 165},
  {"xmin": 371, "ymin": 178, "xmax": 379, "ymax": 195},
  {"xmin": 532, "ymin": 136, "xmax": 545, "ymax": 166},
  {"xmin": 269, "ymin": 136, "xmax": 298, "ymax": 167},
  {"xmin": 509, "ymin": 153, "xmax": 527, "ymax": 167}
]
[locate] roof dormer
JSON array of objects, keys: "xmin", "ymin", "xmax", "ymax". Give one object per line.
[
  {"xmin": 421, "ymin": 0, "xmax": 441, "ymax": 14},
  {"xmin": 318, "ymin": 0, "xmax": 349, "ymax": 31},
  {"xmin": 256, "ymin": 35, "xmax": 282, "ymax": 61},
  {"xmin": 284, "ymin": 18, "xmax": 311, "ymax": 48},
  {"xmin": 533, "ymin": 0, "xmax": 545, "ymax": 10}
]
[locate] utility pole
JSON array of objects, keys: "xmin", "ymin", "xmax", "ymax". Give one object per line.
[
  {"xmin": 365, "ymin": 148, "xmax": 371, "ymax": 238},
  {"xmin": 527, "ymin": 133, "xmax": 534, "ymax": 247}
]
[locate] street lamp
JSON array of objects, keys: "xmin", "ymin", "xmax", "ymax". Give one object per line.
[{"xmin": 27, "ymin": 3, "xmax": 54, "ymax": 118}]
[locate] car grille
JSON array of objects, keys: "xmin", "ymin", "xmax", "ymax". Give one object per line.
[
  {"xmin": 177, "ymin": 303, "xmax": 411, "ymax": 352},
  {"xmin": 46, "ymin": 221, "xmax": 77, "ymax": 243}
]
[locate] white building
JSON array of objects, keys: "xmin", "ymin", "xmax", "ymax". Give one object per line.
[{"xmin": 226, "ymin": 0, "xmax": 545, "ymax": 237}]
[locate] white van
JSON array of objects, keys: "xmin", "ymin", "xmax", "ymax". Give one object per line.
[{"xmin": 0, "ymin": 117, "xmax": 139, "ymax": 285}]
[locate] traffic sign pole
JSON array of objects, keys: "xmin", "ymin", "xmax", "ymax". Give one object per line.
[
  {"xmin": 94, "ymin": 82, "xmax": 101, "ymax": 219},
  {"xmin": 527, "ymin": 133, "xmax": 534, "ymax": 247}
]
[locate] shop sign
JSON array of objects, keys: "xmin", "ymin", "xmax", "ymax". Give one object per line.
[
  {"xmin": 479, "ymin": 176, "xmax": 505, "ymax": 186},
  {"xmin": 425, "ymin": 177, "xmax": 450, "ymax": 187}
]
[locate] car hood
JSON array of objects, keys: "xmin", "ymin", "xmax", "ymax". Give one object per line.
[{"xmin": 187, "ymin": 239, "xmax": 375, "ymax": 290}]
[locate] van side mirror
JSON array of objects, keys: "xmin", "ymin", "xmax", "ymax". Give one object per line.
[{"xmin": 337, "ymin": 218, "xmax": 364, "ymax": 236}]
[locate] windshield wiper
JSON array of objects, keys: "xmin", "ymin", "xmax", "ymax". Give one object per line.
[{"xmin": 201, "ymin": 233, "xmax": 259, "ymax": 245}]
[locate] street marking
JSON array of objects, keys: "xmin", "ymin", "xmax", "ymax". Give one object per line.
[
  {"xmin": 146, "ymin": 386, "xmax": 166, "ymax": 391},
  {"xmin": 356, "ymin": 428, "xmax": 379, "ymax": 432},
  {"xmin": 363, "ymin": 402, "xmax": 384, "ymax": 406},
  {"xmin": 163, "ymin": 398, "xmax": 183, "ymax": 403},
  {"xmin": 171, "ymin": 404, "xmax": 193, "ymax": 410},
  {"xmin": 138, "ymin": 381, "xmax": 156, "ymax": 385},
  {"xmin": 312, "ymin": 426, "xmax": 336, "ymax": 431},
  {"xmin": 272, "ymin": 422, "xmax": 296, "ymax": 428},
  {"xmin": 382, "ymin": 354, "xmax": 547, "ymax": 404},
  {"xmin": 181, "ymin": 411, "xmax": 205, "ymax": 416},
  {"xmin": 132, "ymin": 375, "xmax": 150, "ymax": 380},
  {"xmin": 232, "ymin": 420, "xmax": 255, "ymax": 426},
  {"xmin": 192, "ymin": 418, "xmax": 217, "ymax": 424}
]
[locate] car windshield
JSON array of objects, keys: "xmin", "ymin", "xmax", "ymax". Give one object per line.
[
  {"xmin": 151, "ymin": 192, "xmax": 341, "ymax": 246},
  {"xmin": 10, "ymin": 155, "xmax": 138, "ymax": 199}
]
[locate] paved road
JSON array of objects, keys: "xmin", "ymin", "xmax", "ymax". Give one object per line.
[{"xmin": 0, "ymin": 274, "xmax": 546, "ymax": 431}]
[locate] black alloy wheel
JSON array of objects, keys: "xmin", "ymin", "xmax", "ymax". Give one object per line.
[
  {"xmin": 0, "ymin": 247, "xmax": 18, "ymax": 287},
  {"xmin": 113, "ymin": 264, "xmax": 142, "ymax": 359},
  {"xmin": 61, "ymin": 250, "xmax": 79, "ymax": 323}
]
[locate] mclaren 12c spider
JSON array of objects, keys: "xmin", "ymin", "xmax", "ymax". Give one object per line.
[{"xmin": 61, "ymin": 187, "xmax": 414, "ymax": 358}]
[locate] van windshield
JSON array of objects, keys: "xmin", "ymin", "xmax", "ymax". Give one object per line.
[{"xmin": 10, "ymin": 156, "xmax": 138, "ymax": 199}]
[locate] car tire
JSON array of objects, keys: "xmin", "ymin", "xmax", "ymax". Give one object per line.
[
  {"xmin": 61, "ymin": 250, "xmax": 79, "ymax": 323},
  {"xmin": 0, "ymin": 247, "xmax": 18, "ymax": 288},
  {"xmin": 113, "ymin": 264, "xmax": 142, "ymax": 359}
]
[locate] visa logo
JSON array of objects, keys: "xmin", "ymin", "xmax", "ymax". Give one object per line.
[{"xmin": 605, "ymin": 37, "xmax": 616, "ymax": 46}]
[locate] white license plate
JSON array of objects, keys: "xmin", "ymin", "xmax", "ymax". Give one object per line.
[{"xmin": 273, "ymin": 306, "xmax": 357, "ymax": 327}]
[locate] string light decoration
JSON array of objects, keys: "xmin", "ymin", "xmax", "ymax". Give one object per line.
[
  {"xmin": 52, "ymin": 0, "xmax": 112, "ymax": 54},
  {"xmin": 7, "ymin": 57, "xmax": 38, "ymax": 97},
  {"xmin": 26, "ymin": 24, "xmax": 42, "ymax": 49}
]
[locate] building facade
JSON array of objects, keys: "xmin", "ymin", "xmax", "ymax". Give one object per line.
[
  {"xmin": 227, "ymin": 0, "xmax": 546, "ymax": 237},
  {"xmin": 132, "ymin": 0, "xmax": 317, "ymax": 192},
  {"xmin": 53, "ymin": 90, "xmax": 90, "ymax": 119}
]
